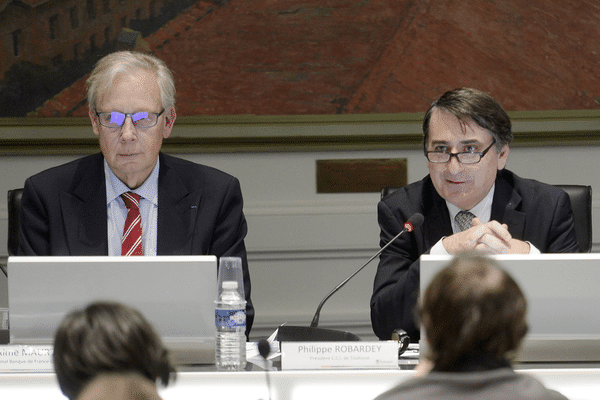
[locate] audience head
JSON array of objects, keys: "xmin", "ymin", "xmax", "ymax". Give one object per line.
[
  {"xmin": 420, "ymin": 251, "xmax": 528, "ymax": 371},
  {"xmin": 74, "ymin": 373, "xmax": 163, "ymax": 400},
  {"xmin": 422, "ymin": 87, "xmax": 513, "ymax": 153},
  {"xmin": 53, "ymin": 301, "xmax": 175, "ymax": 400},
  {"xmin": 86, "ymin": 51, "xmax": 176, "ymax": 112}
]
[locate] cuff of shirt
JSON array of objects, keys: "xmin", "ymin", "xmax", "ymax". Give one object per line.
[
  {"xmin": 430, "ymin": 238, "xmax": 450, "ymax": 255},
  {"xmin": 528, "ymin": 241, "xmax": 541, "ymax": 254}
]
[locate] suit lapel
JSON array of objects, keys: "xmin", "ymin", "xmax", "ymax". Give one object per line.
[
  {"xmin": 422, "ymin": 181, "xmax": 453, "ymax": 251},
  {"xmin": 491, "ymin": 172, "xmax": 526, "ymax": 240},
  {"xmin": 60, "ymin": 154, "xmax": 108, "ymax": 255},
  {"xmin": 156, "ymin": 155, "xmax": 202, "ymax": 255}
]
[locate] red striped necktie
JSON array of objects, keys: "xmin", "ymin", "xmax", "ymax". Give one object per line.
[{"xmin": 121, "ymin": 192, "xmax": 143, "ymax": 256}]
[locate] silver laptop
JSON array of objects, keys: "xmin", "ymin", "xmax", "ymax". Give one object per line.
[
  {"xmin": 7, "ymin": 255, "xmax": 217, "ymax": 364},
  {"xmin": 420, "ymin": 254, "xmax": 600, "ymax": 362}
]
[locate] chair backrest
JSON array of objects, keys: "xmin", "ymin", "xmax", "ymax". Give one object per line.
[
  {"xmin": 381, "ymin": 184, "xmax": 592, "ymax": 253},
  {"xmin": 555, "ymin": 185, "xmax": 592, "ymax": 253},
  {"xmin": 7, "ymin": 188, "xmax": 23, "ymax": 256}
]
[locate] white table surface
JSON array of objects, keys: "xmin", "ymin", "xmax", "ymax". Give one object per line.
[{"xmin": 2, "ymin": 366, "xmax": 599, "ymax": 400}]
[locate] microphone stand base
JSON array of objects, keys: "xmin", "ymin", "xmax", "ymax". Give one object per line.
[{"xmin": 277, "ymin": 325, "xmax": 360, "ymax": 342}]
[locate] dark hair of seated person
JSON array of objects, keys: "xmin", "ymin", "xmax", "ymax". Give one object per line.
[
  {"xmin": 53, "ymin": 301, "xmax": 176, "ymax": 400},
  {"xmin": 420, "ymin": 251, "xmax": 528, "ymax": 372}
]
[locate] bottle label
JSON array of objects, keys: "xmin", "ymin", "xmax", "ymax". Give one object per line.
[{"xmin": 215, "ymin": 309, "xmax": 246, "ymax": 328}]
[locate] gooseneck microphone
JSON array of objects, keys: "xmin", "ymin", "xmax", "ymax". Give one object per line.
[
  {"xmin": 277, "ymin": 213, "xmax": 424, "ymax": 341},
  {"xmin": 310, "ymin": 212, "xmax": 424, "ymax": 328}
]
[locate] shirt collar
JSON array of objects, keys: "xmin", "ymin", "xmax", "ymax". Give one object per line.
[{"xmin": 104, "ymin": 158, "xmax": 160, "ymax": 206}]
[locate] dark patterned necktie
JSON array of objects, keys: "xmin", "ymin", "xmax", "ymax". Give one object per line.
[
  {"xmin": 121, "ymin": 192, "xmax": 143, "ymax": 256},
  {"xmin": 455, "ymin": 211, "xmax": 475, "ymax": 232}
]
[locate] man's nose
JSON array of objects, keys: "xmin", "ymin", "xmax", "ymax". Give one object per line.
[
  {"xmin": 120, "ymin": 117, "xmax": 137, "ymax": 141},
  {"xmin": 447, "ymin": 154, "xmax": 464, "ymax": 174}
]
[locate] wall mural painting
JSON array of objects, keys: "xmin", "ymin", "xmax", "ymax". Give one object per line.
[{"xmin": 1, "ymin": 0, "xmax": 599, "ymax": 119}]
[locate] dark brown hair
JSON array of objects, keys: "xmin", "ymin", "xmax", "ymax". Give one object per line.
[
  {"xmin": 421, "ymin": 251, "xmax": 528, "ymax": 371},
  {"xmin": 53, "ymin": 301, "xmax": 176, "ymax": 399},
  {"xmin": 422, "ymin": 88, "xmax": 513, "ymax": 153}
]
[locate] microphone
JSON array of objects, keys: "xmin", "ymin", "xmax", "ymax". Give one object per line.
[
  {"xmin": 277, "ymin": 213, "xmax": 424, "ymax": 342},
  {"xmin": 258, "ymin": 339, "xmax": 271, "ymax": 360}
]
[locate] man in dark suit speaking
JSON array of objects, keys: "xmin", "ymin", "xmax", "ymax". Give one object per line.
[
  {"xmin": 371, "ymin": 88, "xmax": 578, "ymax": 341},
  {"xmin": 18, "ymin": 51, "xmax": 254, "ymax": 332}
]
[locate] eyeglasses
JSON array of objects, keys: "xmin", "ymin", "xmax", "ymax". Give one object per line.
[
  {"xmin": 95, "ymin": 110, "xmax": 165, "ymax": 129},
  {"xmin": 425, "ymin": 140, "xmax": 497, "ymax": 164}
]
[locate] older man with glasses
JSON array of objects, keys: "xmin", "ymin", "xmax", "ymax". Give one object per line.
[
  {"xmin": 370, "ymin": 88, "xmax": 579, "ymax": 342},
  {"xmin": 18, "ymin": 51, "xmax": 254, "ymax": 334}
]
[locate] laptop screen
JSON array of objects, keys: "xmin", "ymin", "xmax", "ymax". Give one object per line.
[
  {"xmin": 420, "ymin": 254, "xmax": 600, "ymax": 362},
  {"xmin": 7, "ymin": 255, "xmax": 217, "ymax": 364}
]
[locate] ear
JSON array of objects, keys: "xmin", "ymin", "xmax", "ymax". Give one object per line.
[
  {"xmin": 89, "ymin": 108, "xmax": 100, "ymax": 137},
  {"xmin": 162, "ymin": 107, "xmax": 177, "ymax": 139},
  {"xmin": 421, "ymin": 314, "xmax": 433, "ymax": 344},
  {"xmin": 497, "ymin": 145, "xmax": 509, "ymax": 170}
]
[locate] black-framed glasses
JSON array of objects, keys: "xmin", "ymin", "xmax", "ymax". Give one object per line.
[
  {"xmin": 425, "ymin": 140, "xmax": 497, "ymax": 164},
  {"xmin": 95, "ymin": 109, "xmax": 165, "ymax": 129}
]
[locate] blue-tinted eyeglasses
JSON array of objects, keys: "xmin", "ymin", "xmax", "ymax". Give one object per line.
[{"xmin": 95, "ymin": 109, "xmax": 165, "ymax": 129}]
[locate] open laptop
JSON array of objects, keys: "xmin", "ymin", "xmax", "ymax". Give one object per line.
[
  {"xmin": 7, "ymin": 255, "xmax": 217, "ymax": 365},
  {"xmin": 420, "ymin": 254, "xmax": 600, "ymax": 362}
]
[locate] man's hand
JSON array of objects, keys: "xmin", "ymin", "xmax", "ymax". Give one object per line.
[{"xmin": 442, "ymin": 217, "xmax": 530, "ymax": 254}]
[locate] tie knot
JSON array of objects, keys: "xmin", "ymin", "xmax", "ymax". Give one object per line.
[
  {"xmin": 121, "ymin": 192, "xmax": 141, "ymax": 210},
  {"xmin": 455, "ymin": 210, "xmax": 475, "ymax": 232}
]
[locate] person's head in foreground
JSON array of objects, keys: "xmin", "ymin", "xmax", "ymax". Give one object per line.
[
  {"xmin": 421, "ymin": 251, "xmax": 527, "ymax": 371},
  {"xmin": 53, "ymin": 301, "xmax": 176, "ymax": 400},
  {"xmin": 375, "ymin": 251, "xmax": 569, "ymax": 400}
]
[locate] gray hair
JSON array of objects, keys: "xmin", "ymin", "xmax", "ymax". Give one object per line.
[{"xmin": 86, "ymin": 51, "xmax": 176, "ymax": 111}]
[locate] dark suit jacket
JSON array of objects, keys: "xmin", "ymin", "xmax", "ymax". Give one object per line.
[
  {"xmin": 18, "ymin": 152, "xmax": 254, "ymax": 333},
  {"xmin": 371, "ymin": 169, "xmax": 578, "ymax": 340}
]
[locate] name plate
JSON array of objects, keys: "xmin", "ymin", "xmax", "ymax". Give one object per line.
[
  {"xmin": 0, "ymin": 345, "xmax": 54, "ymax": 372},
  {"xmin": 281, "ymin": 341, "xmax": 399, "ymax": 370}
]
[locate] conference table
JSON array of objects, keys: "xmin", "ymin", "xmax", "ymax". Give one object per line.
[
  {"xmin": 3, "ymin": 254, "xmax": 600, "ymax": 399},
  {"xmin": 2, "ymin": 361, "xmax": 600, "ymax": 400}
]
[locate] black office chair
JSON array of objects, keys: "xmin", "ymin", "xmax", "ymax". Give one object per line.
[
  {"xmin": 556, "ymin": 185, "xmax": 592, "ymax": 253},
  {"xmin": 7, "ymin": 188, "xmax": 23, "ymax": 256},
  {"xmin": 381, "ymin": 184, "xmax": 592, "ymax": 253}
]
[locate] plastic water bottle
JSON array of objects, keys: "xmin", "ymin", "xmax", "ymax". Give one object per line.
[{"xmin": 215, "ymin": 280, "xmax": 247, "ymax": 371}]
